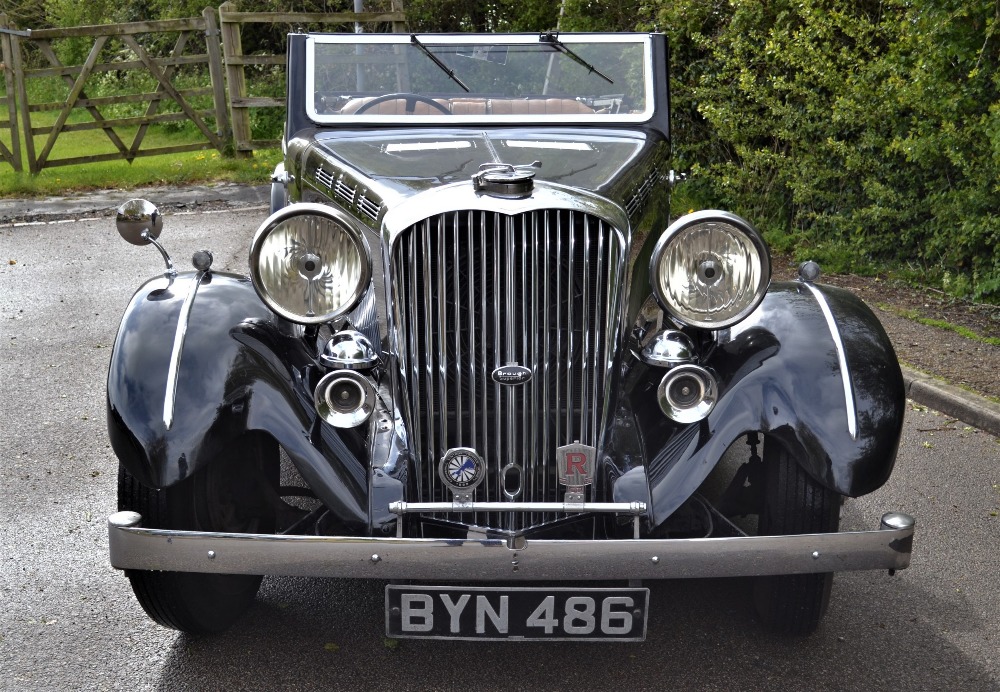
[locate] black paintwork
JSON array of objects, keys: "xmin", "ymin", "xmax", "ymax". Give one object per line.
[
  {"xmin": 615, "ymin": 282, "xmax": 905, "ymax": 526},
  {"xmin": 108, "ymin": 30, "xmax": 905, "ymax": 538},
  {"xmin": 107, "ymin": 272, "xmax": 371, "ymax": 533},
  {"xmin": 109, "ymin": 272, "xmax": 903, "ymax": 535}
]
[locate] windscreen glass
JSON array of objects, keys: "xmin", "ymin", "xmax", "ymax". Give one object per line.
[{"xmin": 306, "ymin": 34, "xmax": 652, "ymax": 123}]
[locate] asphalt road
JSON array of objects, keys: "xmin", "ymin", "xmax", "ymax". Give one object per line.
[{"xmin": 1, "ymin": 208, "xmax": 998, "ymax": 691}]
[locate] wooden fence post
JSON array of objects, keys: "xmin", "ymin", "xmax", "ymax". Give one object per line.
[
  {"xmin": 390, "ymin": 0, "xmax": 407, "ymax": 32},
  {"xmin": 0, "ymin": 14, "xmax": 24, "ymax": 172},
  {"xmin": 9, "ymin": 23, "xmax": 35, "ymax": 173},
  {"xmin": 203, "ymin": 7, "xmax": 232, "ymax": 153},
  {"xmin": 219, "ymin": 2, "xmax": 252, "ymax": 157}
]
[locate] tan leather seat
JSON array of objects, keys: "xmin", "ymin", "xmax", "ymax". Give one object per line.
[
  {"xmin": 488, "ymin": 98, "xmax": 595, "ymax": 115},
  {"xmin": 339, "ymin": 96, "xmax": 594, "ymax": 116},
  {"xmin": 339, "ymin": 96, "xmax": 450, "ymax": 115}
]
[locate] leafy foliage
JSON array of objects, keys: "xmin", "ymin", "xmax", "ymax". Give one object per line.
[{"xmin": 656, "ymin": 0, "xmax": 1000, "ymax": 300}]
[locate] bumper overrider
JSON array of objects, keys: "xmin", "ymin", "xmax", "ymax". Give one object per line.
[{"xmin": 108, "ymin": 510, "xmax": 914, "ymax": 580}]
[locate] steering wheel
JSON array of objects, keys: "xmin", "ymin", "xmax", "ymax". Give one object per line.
[{"xmin": 354, "ymin": 93, "xmax": 451, "ymax": 115}]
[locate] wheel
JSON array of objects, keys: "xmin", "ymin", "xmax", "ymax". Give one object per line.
[
  {"xmin": 117, "ymin": 435, "xmax": 278, "ymax": 634},
  {"xmin": 270, "ymin": 179, "xmax": 287, "ymax": 214},
  {"xmin": 753, "ymin": 437, "xmax": 841, "ymax": 635},
  {"xmin": 354, "ymin": 92, "xmax": 451, "ymax": 114}
]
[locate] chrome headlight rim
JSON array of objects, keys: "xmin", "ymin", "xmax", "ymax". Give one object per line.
[
  {"xmin": 249, "ymin": 203, "xmax": 371, "ymax": 325},
  {"xmin": 649, "ymin": 209, "xmax": 771, "ymax": 330}
]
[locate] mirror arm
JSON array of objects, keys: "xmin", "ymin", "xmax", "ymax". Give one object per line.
[{"xmin": 141, "ymin": 230, "xmax": 176, "ymax": 276}]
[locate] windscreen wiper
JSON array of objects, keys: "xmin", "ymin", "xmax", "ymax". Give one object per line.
[
  {"xmin": 410, "ymin": 34, "xmax": 470, "ymax": 92},
  {"xmin": 539, "ymin": 32, "xmax": 614, "ymax": 84}
]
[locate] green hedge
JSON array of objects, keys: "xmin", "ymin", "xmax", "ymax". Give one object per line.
[{"xmin": 652, "ymin": 0, "xmax": 1000, "ymax": 300}]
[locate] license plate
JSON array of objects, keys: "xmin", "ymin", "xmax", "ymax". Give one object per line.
[{"xmin": 385, "ymin": 585, "xmax": 649, "ymax": 641}]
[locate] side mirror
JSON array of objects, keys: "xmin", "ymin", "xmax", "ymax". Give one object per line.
[
  {"xmin": 115, "ymin": 199, "xmax": 174, "ymax": 275},
  {"xmin": 116, "ymin": 198, "xmax": 163, "ymax": 246}
]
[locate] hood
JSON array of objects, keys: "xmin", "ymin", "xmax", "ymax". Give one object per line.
[{"xmin": 304, "ymin": 128, "xmax": 664, "ymax": 203}]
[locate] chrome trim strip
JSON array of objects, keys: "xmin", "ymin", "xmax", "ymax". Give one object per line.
[
  {"xmin": 163, "ymin": 271, "xmax": 206, "ymax": 430},
  {"xmin": 453, "ymin": 211, "xmax": 463, "ymax": 443},
  {"xmin": 383, "ymin": 182, "xmax": 631, "ymax": 245},
  {"xmin": 422, "ymin": 219, "xmax": 436, "ymax": 498},
  {"xmin": 109, "ymin": 511, "xmax": 915, "ymax": 580},
  {"xmin": 505, "ymin": 214, "xmax": 516, "ymax": 504},
  {"xmin": 800, "ymin": 281, "xmax": 858, "ymax": 439},
  {"xmin": 437, "ymin": 214, "xmax": 448, "ymax": 464},
  {"xmin": 566, "ymin": 211, "xmax": 575, "ymax": 441}
]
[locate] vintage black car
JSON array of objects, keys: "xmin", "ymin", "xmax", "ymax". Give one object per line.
[{"xmin": 107, "ymin": 31, "xmax": 915, "ymax": 639}]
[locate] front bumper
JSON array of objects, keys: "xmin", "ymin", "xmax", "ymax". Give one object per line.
[{"xmin": 108, "ymin": 511, "xmax": 914, "ymax": 580}]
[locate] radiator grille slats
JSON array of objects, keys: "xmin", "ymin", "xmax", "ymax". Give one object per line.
[{"xmin": 390, "ymin": 209, "xmax": 623, "ymax": 531}]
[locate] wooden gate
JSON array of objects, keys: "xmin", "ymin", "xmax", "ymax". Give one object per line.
[
  {"xmin": 219, "ymin": 1, "xmax": 406, "ymax": 153},
  {"xmin": 6, "ymin": 11, "xmax": 230, "ymax": 174}
]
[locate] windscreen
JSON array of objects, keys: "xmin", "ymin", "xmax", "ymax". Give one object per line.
[{"xmin": 305, "ymin": 34, "xmax": 653, "ymax": 124}]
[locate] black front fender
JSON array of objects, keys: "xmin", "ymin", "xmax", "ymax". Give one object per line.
[
  {"xmin": 624, "ymin": 281, "xmax": 905, "ymax": 527},
  {"xmin": 106, "ymin": 271, "xmax": 369, "ymax": 532}
]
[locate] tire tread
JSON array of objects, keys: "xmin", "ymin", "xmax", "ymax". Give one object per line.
[{"xmin": 754, "ymin": 440, "xmax": 840, "ymax": 635}]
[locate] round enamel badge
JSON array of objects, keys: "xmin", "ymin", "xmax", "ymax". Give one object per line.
[{"xmin": 439, "ymin": 448, "xmax": 486, "ymax": 493}]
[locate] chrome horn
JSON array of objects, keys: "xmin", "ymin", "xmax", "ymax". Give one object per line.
[
  {"xmin": 314, "ymin": 370, "xmax": 376, "ymax": 428},
  {"xmin": 657, "ymin": 364, "xmax": 718, "ymax": 424}
]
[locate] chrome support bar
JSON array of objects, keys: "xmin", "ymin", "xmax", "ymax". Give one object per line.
[
  {"xmin": 389, "ymin": 500, "xmax": 647, "ymax": 515},
  {"xmin": 108, "ymin": 511, "xmax": 915, "ymax": 581}
]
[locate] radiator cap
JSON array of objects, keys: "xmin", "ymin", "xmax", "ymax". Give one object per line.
[{"xmin": 472, "ymin": 163, "xmax": 535, "ymax": 198}]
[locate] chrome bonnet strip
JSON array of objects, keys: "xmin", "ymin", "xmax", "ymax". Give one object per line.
[
  {"xmin": 800, "ymin": 281, "xmax": 858, "ymax": 440},
  {"xmin": 109, "ymin": 511, "xmax": 915, "ymax": 581},
  {"xmin": 163, "ymin": 271, "xmax": 207, "ymax": 430}
]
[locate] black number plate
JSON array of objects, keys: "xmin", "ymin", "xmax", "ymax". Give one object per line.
[{"xmin": 385, "ymin": 585, "xmax": 649, "ymax": 641}]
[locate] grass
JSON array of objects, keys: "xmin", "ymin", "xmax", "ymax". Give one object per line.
[
  {"xmin": 878, "ymin": 304, "xmax": 1000, "ymax": 346},
  {"xmin": 1, "ymin": 81, "xmax": 282, "ymax": 197},
  {"xmin": 0, "ymin": 147, "xmax": 282, "ymax": 197}
]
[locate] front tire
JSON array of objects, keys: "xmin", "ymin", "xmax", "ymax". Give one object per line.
[
  {"xmin": 117, "ymin": 435, "xmax": 278, "ymax": 634},
  {"xmin": 753, "ymin": 438, "xmax": 841, "ymax": 635}
]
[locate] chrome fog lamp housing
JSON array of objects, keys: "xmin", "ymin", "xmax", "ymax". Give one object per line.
[
  {"xmin": 650, "ymin": 210, "xmax": 770, "ymax": 329},
  {"xmin": 641, "ymin": 329, "xmax": 696, "ymax": 367},
  {"xmin": 249, "ymin": 203, "xmax": 371, "ymax": 325},
  {"xmin": 657, "ymin": 364, "xmax": 718, "ymax": 424},
  {"xmin": 320, "ymin": 330, "xmax": 379, "ymax": 370},
  {"xmin": 314, "ymin": 370, "xmax": 376, "ymax": 428}
]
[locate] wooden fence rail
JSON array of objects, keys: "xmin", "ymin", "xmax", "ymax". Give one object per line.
[{"xmin": 0, "ymin": 4, "xmax": 407, "ymax": 174}]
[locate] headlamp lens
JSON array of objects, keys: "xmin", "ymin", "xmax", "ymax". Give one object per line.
[
  {"xmin": 651, "ymin": 212, "xmax": 770, "ymax": 328},
  {"xmin": 250, "ymin": 206, "xmax": 369, "ymax": 324}
]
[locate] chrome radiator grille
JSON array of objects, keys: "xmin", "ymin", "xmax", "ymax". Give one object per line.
[{"xmin": 389, "ymin": 209, "xmax": 625, "ymax": 530}]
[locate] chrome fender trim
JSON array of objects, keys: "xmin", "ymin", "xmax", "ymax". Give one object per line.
[
  {"xmin": 163, "ymin": 271, "xmax": 208, "ymax": 430},
  {"xmin": 799, "ymin": 280, "xmax": 858, "ymax": 439},
  {"xmin": 109, "ymin": 511, "xmax": 914, "ymax": 580}
]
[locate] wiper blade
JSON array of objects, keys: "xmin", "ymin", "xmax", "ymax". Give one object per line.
[
  {"xmin": 539, "ymin": 32, "xmax": 614, "ymax": 85},
  {"xmin": 410, "ymin": 34, "xmax": 470, "ymax": 93}
]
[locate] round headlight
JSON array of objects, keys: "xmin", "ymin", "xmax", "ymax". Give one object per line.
[
  {"xmin": 649, "ymin": 210, "xmax": 770, "ymax": 329},
  {"xmin": 249, "ymin": 204, "xmax": 371, "ymax": 324}
]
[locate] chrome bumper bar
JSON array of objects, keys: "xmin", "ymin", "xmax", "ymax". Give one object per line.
[{"xmin": 108, "ymin": 511, "xmax": 914, "ymax": 581}]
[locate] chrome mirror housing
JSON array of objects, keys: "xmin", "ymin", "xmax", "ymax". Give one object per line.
[
  {"xmin": 115, "ymin": 199, "xmax": 174, "ymax": 276},
  {"xmin": 116, "ymin": 199, "xmax": 163, "ymax": 246}
]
